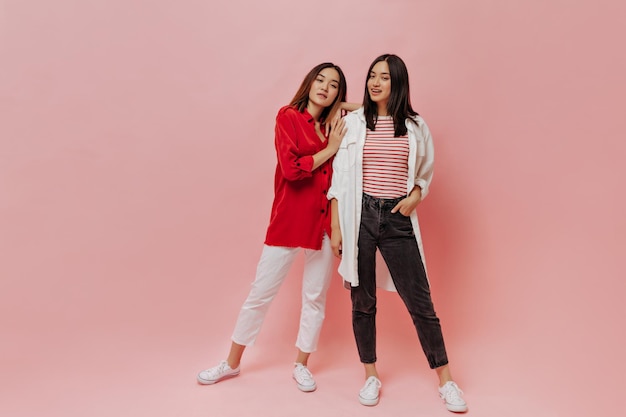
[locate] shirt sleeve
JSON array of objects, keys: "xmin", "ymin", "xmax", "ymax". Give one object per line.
[
  {"xmin": 414, "ymin": 118, "xmax": 435, "ymax": 198},
  {"xmin": 274, "ymin": 109, "xmax": 314, "ymax": 181},
  {"xmin": 328, "ymin": 114, "xmax": 357, "ymax": 200},
  {"xmin": 327, "ymin": 155, "xmax": 341, "ymax": 200}
]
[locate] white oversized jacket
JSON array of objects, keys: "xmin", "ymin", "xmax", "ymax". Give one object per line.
[{"xmin": 327, "ymin": 107, "xmax": 435, "ymax": 291}]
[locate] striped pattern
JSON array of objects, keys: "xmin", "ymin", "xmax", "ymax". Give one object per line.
[{"xmin": 363, "ymin": 116, "xmax": 409, "ymax": 198}]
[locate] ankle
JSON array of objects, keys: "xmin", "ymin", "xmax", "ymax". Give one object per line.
[
  {"xmin": 439, "ymin": 379, "xmax": 452, "ymax": 388},
  {"xmin": 364, "ymin": 364, "xmax": 378, "ymax": 380}
]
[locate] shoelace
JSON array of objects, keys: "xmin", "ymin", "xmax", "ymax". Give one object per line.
[
  {"xmin": 443, "ymin": 382, "xmax": 464, "ymax": 402},
  {"xmin": 208, "ymin": 361, "xmax": 230, "ymax": 378},
  {"xmin": 361, "ymin": 377, "xmax": 381, "ymax": 396},
  {"xmin": 294, "ymin": 365, "xmax": 313, "ymax": 382}
]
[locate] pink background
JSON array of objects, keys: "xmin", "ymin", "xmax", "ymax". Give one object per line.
[{"xmin": 1, "ymin": 1, "xmax": 624, "ymax": 416}]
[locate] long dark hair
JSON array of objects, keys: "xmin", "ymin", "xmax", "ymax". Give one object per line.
[
  {"xmin": 363, "ymin": 54, "xmax": 418, "ymax": 137},
  {"xmin": 290, "ymin": 62, "xmax": 347, "ymax": 121}
]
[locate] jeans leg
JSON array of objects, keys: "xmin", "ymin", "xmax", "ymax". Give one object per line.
[
  {"xmin": 296, "ymin": 234, "xmax": 334, "ymax": 353},
  {"xmin": 378, "ymin": 211, "xmax": 449, "ymax": 369},
  {"xmin": 231, "ymin": 244, "xmax": 299, "ymax": 346},
  {"xmin": 351, "ymin": 202, "xmax": 379, "ymax": 364}
]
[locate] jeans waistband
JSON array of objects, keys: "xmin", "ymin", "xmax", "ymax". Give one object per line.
[{"xmin": 362, "ymin": 193, "xmax": 406, "ymax": 209}]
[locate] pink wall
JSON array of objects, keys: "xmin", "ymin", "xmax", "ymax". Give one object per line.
[{"xmin": 1, "ymin": 1, "xmax": 624, "ymax": 416}]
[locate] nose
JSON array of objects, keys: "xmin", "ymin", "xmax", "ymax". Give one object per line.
[
  {"xmin": 320, "ymin": 81, "xmax": 329, "ymax": 91},
  {"xmin": 372, "ymin": 76, "xmax": 380, "ymax": 86}
]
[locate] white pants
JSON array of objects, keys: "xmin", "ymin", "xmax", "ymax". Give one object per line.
[{"xmin": 231, "ymin": 234, "xmax": 333, "ymax": 353}]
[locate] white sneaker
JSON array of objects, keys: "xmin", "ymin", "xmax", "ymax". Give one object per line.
[
  {"xmin": 292, "ymin": 363, "xmax": 317, "ymax": 392},
  {"xmin": 438, "ymin": 381, "xmax": 468, "ymax": 413},
  {"xmin": 197, "ymin": 360, "xmax": 240, "ymax": 385},
  {"xmin": 359, "ymin": 376, "xmax": 382, "ymax": 406}
]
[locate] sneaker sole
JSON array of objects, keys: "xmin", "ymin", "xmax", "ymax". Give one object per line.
[
  {"xmin": 295, "ymin": 382, "xmax": 317, "ymax": 392},
  {"xmin": 359, "ymin": 396, "xmax": 379, "ymax": 406},
  {"xmin": 197, "ymin": 371, "xmax": 240, "ymax": 385},
  {"xmin": 445, "ymin": 403, "xmax": 468, "ymax": 413}
]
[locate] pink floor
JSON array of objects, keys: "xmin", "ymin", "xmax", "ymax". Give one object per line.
[{"xmin": 1, "ymin": 273, "xmax": 576, "ymax": 417}]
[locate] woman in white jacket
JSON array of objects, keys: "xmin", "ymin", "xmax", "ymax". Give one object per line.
[{"xmin": 328, "ymin": 54, "xmax": 467, "ymax": 413}]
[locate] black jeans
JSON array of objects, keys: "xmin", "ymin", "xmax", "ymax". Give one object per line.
[{"xmin": 351, "ymin": 193, "xmax": 449, "ymax": 369}]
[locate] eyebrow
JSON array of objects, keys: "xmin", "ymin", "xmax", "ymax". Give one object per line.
[
  {"xmin": 318, "ymin": 73, "xmax": 340, "ymax": 84},
  {"xmin": 370, "ymin": 71, "xmax": 390, "ymax": 76}
]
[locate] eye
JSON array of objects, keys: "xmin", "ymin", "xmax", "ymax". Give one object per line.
[{"xmin": 330, "ymin": 83, "xmax": 338, "ymax": 89}]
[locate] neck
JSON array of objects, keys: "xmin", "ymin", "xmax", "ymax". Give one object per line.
[
  {"xmin": 377, "ymin": 103, "xmax": 388, "ymax": 116},
  {"xmin": 307, "ymin": 102, "xmax": 323, "ymax": 121}
]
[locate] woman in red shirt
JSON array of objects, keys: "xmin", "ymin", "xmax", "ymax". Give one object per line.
[{"xmin": 197, "ymin": 63, "xmax": 347, "ymax": 392}]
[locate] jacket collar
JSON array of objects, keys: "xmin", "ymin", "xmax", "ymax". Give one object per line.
[{"xmin": 352, "ymin": 107, "xmax": 366, "ymax": 123}]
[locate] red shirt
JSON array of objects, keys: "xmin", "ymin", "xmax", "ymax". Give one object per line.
[{"xmin": 264, "ymin": 106, "xmax": 332, "ymax": 250}]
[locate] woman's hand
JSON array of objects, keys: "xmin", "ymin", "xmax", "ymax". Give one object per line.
[
  {"xmin": 391, "ymin": 186, "xmax": 422, "ymax": 216},
  {"xmin": 312, "ymin": 116, "xmax": 347, "ymax": 171},
  {"xmin": 330, "ymin": 199, "xmax": 342, "ymax": 258},
  {"xmin": 331, "ymin": 227, "xmax": 343, "ymax": 258},
  {"xmin": 327, "ymin": 115, "xmax": 347, "ymax": 153}
]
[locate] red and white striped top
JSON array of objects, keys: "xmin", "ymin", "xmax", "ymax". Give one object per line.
[{"xmin": 363, "ymin": 116, "xmax": 409, "ymax": 199}]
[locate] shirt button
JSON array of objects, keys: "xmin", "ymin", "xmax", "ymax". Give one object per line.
[
  {"xmin": 323, "ymin": 190, "xmax": 327, "ymax": 194},
  {"xmin": 323, "ymin": 170, "xmax": 327, "ymax": 174},
  {"xmin": 297, "ymin": 163, "xmax": 301, "ymax": 166},
  {"xmin": 320, "ymin": 209, "xmax": 325, "ymax": 213}
]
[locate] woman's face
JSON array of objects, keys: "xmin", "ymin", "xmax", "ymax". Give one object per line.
[
  {"xmin": 367, "ymin": 60, "xmax": 391, "ymax": 111},
  {"xmin": 308, "ymin": 67, "xmax": 341, "ymax": 108}
]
